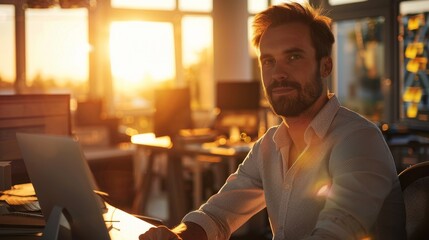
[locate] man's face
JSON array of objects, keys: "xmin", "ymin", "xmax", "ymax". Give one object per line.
[{"xmin": 258, "ymin": 22, "xmax": 326, "ymax": 118}]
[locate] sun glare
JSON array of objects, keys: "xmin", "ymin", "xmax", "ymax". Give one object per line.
[
  {"xmin": 26, "ymin": 8, "xmax": 89, "ymax": 84},
  {"xmin": 109, "ymin": 21, "xmax": 176, "ymax": 92},
  {"xmin": 182, "ymin": 16, "xmax": 212, "ymax": 66},
  {"xmin": 0, "ymin": 5, "xmax": 15, "ymax": 83}
]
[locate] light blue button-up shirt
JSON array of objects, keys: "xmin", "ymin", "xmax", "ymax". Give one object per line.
[{"xmin": 183, "ymin": 95, "xmax": 405, "ymax": 240}]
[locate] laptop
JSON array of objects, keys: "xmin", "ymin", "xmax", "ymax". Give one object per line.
[{"xmin": 16, "ymin": 133, "xmax": 154, "ymax": 240}]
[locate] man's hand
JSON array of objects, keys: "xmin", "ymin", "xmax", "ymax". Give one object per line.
[
  {"xmin": 140, "ymin": 222, "xmax": 207, "ymax": 240},
  {"xmin": 139, "ymin": 225, "xmax": 183, "ymax": 240}
]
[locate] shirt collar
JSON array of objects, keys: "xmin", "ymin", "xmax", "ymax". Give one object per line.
[
  {"xmin": 306, "ymin": 94, "xmax": 340, "ymax": 141},
  {"xmin": 273, "ymin": 122, "xmax": 290, "ymax": 150},
  {"xmin": 273, "ymin": 94, "xmax": 340, "ymax": 149}
]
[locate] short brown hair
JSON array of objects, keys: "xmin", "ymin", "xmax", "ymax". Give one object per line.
[{"xmin": 252, "ymin": 2, "xmax": 335, "ymax": 61}]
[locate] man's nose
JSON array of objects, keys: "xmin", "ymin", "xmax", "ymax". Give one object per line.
[{"xmin": 272, "ymin": 65, "xmax": 288, "ymax": 82}]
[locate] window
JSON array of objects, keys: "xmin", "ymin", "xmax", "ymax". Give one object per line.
[
  {"xmin": 248, "ymin": 0, "xmax": 267, "ymax": 14},
  {"xmin": 179, "ymin": 0, "xmax": 212, "ymax": 12},
  {"xmin": 182, "ymin": 16, "xmax": 213, "ymax": 109},
  {"xmin": 329, "ymin": 0, "xmax": 367, "ymax": 5},
  {"xmin": 108, "ymin": 1, "xmax": 213, "ymax": 133},
  {"xmin": 272, "ymin": 0, "xmax": 308, "ymax": 5},
  {"xmin": 0, "ymin": 4, "xmax": 15, "ymax": 94},
  {"xmin": 110, "ymin": 21, "xmax": 176, "ymax": 110},
  {"xmin": 25, "ymin": 7, "xmax": 89, "ymax": 99},
  {"xmin": 3, "ymin": 0, "xmax": 215, "ymax": 134},
  {"xmin": 111, "ymin": 0, "xmax": 175, "ymax": 10}
]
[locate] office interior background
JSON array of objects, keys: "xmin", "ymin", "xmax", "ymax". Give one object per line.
[
  {"xmin": 1, "ymin": 0, "xmax": 429, "ymax": 239},
  {"xmin": 2, "ymin": 0, "xmax": 429, "ymax": 131}
]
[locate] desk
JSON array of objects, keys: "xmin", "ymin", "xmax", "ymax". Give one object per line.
[
  {"xmin": 131, "ymin": 133, "xmax": 251, "ymax": 226},
  {"xmin": 84, "ymin": 144, "xmax": 136, "ymax": 210},
  {"xmin": 0, "ymin": 202, "xmax": 154, "ymax": 240}
]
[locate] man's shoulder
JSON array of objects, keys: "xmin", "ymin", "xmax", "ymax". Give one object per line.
[
  {"xmin": 336, "ymin": 106, "xmax": 378, "ymax": 128},
  {"xmin": 330, "ymin": 106, "xmax": 381, "ymax": 137}
]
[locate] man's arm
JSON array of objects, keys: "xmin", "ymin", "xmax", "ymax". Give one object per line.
[{"xmin": 313, "ymin": 127, "xmax": 401, "ymax": 238}]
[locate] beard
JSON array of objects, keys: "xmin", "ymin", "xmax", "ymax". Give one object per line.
[{"xmin": 264, "ymin": 70, "xmax": 323, "ymax": 118}]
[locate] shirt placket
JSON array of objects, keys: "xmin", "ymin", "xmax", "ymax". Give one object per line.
[
  {"xmin": 276, "ymin": 135, "xmax": 313, "ymax": 239},
  {"xmin": 275, "ymin": 144, "xmax": 298, "ymax": 239}
]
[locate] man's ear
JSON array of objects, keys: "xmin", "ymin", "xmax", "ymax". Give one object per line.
[{"xmin": 320, "ymin": 56, "xmax": 333, "ymax": 78}]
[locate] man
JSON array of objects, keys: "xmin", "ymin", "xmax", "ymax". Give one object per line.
[{"xmin": 140, "ymin": 2, "xmax": 405, "ymax": 240}]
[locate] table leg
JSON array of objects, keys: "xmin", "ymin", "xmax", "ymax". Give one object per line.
[
  {"xmin": 193, "ymin": 158, "xmax": 202, "ymax": 209},
  {"xmin": 166, "ymin": 153, "xmax": 187, "ymax": 227},
  {"xmin": 132, "ymin": 152, "xmax": 155, "ymax": 215}
]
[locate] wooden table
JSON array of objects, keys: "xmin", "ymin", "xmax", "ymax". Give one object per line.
[{"xmin": 130, "ymin": 133, "xmax": 251, "ymax": 227}]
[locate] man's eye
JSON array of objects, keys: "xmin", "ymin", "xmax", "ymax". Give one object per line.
[
  {"xmin": 261, "ymin": 58, "xmax": 275, "ymax": 67},
  {"xmin": 289, "ymin": 54, "xmax": 301, "ymax": 61}
]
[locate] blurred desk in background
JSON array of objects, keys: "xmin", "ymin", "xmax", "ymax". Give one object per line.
[
  {"xmin": 83, "ymin": 144, "xmax": 136, "ymax": 211},
  {"xmin": 131, "ymin": 133, "xmax": 252, "ymax": 227},
  {"xmin": 387, "ymin": 135, "xmax": 429, "ymax": 172}
]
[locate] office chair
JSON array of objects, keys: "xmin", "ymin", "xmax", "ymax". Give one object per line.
[{"xmin": 398, "ymin": 161, "xmax": 429, "ymax": 240}]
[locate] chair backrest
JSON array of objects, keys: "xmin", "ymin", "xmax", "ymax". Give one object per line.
[
  {"xmin": 75, "ymin": 99, "xmax": 103, "ymax": 126},
  {"xmin": 398, "ymin": 161, "xmax": 429, "ymax": 240},
  {"xmin": 153, "ymin": 87, "xmax": 193, "ymax": 138}
]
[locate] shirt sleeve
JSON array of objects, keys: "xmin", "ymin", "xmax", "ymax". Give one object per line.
[
  {"xmin": 312, "ymin": 127, "xmax": 399, "ymax": 239},
  {"xmin": 182, "ymin": 141, "xmax": 266, "ymax": 240}
]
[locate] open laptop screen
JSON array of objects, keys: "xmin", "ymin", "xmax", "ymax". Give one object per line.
[{"xmin": 16, "ymin": 133, "xmax": 154, "ymax": 240}]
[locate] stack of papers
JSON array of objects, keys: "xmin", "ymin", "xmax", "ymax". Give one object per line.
[
  {"xmin": 0, "ymin": 183, "xmax": 40, "ymax": 212},
  {"xmin": 0, "ymin": 183, "xmax": 44, "ymax": 236}
]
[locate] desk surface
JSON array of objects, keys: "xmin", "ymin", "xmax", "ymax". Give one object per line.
[
  {"xmin": 0, "ymin": 203, "xmax": 153, "ymax": 240},
  {"xmin": 131, "ymin": 133, "xmax": 252, "ymax": 159},
  {"xmin": 83, "ymin": 143, "xmax": 136, "ymax": 161}
]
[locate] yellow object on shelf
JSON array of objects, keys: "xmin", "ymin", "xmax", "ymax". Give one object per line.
[
  {"xmin": 407, "ymin": 103, "xmax": 419, "ymax": 118},
  {"xmin": 403, "ymin": 86, "xmax": 423, "ymax": 103},
  {"xmin": 405, "ymin": 42, "xmax": 424, "ymax": 59}
]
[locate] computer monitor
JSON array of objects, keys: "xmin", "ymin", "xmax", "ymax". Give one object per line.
[
  {"xmin": 0, "ymin": 94, "xmax": 71, "ymax": 184},
  {"xmin": 215, "ymin": 81, "xmax": 262, "ymax": 138},
  {"xmin": 216, "ymin": 81, "xmax": 261, "ymax": 110}
]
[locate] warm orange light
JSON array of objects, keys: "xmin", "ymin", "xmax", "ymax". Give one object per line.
[
  {"xmin": 381, "ymin": 123, "xmax": 389, "ymax": 132},
  {"xmin": 131, "ymin": 133, "xmax": 172, "ymax": 148},
  {"xmin": 316, "ymin": 184, "xmax": 330, "ymax": 197},
  {"xmin": 109, "ymin": 21, "xmax": 176, "ymax": 92}
]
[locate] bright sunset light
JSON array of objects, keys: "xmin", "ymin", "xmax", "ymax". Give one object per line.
[
  {"xmin": 109, "ymin": 21, "xmax": 176, "ymax": 92},
  {"xmin": 0, "ymin": 5, "xmax": 15, "ymax": 82},
  {"xmin": 26, "ymin": 8, "xmax": 89, "ymax": 84}
]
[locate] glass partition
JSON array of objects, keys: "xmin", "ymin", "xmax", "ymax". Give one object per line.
[{"xmin": 332, "ymin": 17, "xmax": 386, "ymax": 122}]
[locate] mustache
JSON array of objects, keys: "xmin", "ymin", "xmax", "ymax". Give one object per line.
[{"xmin": 267, "ymin": 80, "xmax": 302, "ymax": 92}]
